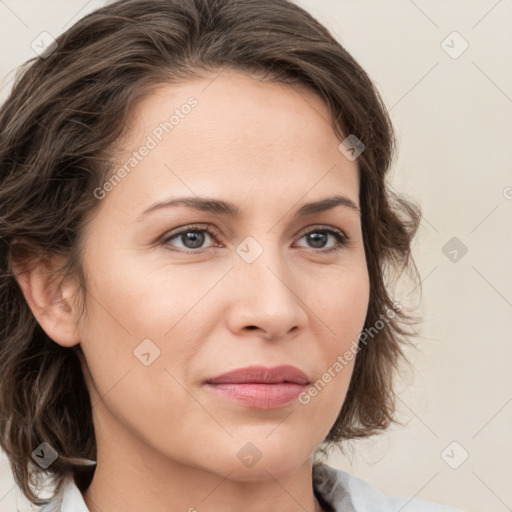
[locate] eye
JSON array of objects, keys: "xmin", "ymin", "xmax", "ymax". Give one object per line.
[
  {"xmin": 161, "ymin": 224, "xmax": 350, "ymax": 253},
  {"xmin": 161, "ymin": 224, "xmax": 218, "ymax": 251},
  {"xmin": 294, "ymin": 226, "xmax": 349, "ymax": 253}
]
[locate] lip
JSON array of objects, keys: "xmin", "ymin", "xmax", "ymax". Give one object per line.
[
  {"xmin": 204, "ymin": 365, "xmax": 310, "ymax": 385},
  {"xmin": 203, "ymin": 365, "xmax": 310, "ymax": 410}
]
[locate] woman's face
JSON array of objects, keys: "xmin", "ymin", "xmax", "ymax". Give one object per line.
[{"xmin": 74, "ymin": 69, "xmax": 369, "ymax": 480}]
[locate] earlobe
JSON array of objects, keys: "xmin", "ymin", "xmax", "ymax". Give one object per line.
[{"xmin": 13, "ymin": 257, "xmax": 81, "ymax": 348}]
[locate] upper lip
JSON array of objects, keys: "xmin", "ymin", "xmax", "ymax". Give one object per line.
[{"xmin": 204, "ymin": 365, "xmax": 310, "ymax": 385}]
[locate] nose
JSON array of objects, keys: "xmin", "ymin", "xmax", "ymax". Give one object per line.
[{"xmin": 225, "ymin": 242, "xmax": 309, "ymax": 341}]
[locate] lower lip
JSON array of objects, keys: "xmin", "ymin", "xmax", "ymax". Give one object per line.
[{"xmin": 203, "ymin": 382, "xmax": 307, "ymax": 409}]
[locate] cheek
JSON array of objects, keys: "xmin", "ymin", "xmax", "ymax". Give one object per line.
[
  {"xmin": 80, "ymin": 254, "xmax": 191, "ymax": 339},
  {"xmin": 76, "ymin": 280, "xmax": 197, "ymax": 436},
  {"xmin": 313, "ymin": 259, "xmax": 370, "ymax": 339},
  {"xmin": 76, "ymin": 255, "xmax": 214, "ymax": 403},
  {"xmin": 309, "ymin": 260, "xmax": 369, "ymax": 400}
]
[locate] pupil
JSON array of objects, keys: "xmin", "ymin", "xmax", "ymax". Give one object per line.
[
  {"xmin": 183, "ymin": 231, "xmax": 204, "ymax": 248},
  {"xmin": 309, "ymin": 232, "xmax": 326, "ymax": 248}
]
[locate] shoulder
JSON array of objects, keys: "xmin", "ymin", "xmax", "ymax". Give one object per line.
[{"xmin": 313, "ymin": 463, "xmax": 464, "ymax": 512}]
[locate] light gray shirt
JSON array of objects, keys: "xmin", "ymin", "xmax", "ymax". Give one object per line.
[{"xmin": 37, "ymin": 463, "xmax": 464, "ymax": 511}]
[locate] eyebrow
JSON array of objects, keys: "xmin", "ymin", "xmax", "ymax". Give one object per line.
[{"xmin": 135, "ymin": 194, "xmax": 360, "ymax": 222}]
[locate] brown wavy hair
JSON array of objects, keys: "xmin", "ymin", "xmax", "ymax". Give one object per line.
[{"xmin": 0, "ymin": 0, "xmax": 422, "ymax": 507}]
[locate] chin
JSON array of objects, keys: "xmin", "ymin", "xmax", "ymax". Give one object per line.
[{"xmin": 207, "ymin": 447, "xmax": 309, "ymax": 482}]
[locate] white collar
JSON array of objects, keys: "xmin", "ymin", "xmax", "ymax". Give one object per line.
[{"xmin": 38, "ymin": 463, "xmax": 462, "ymax": 512}]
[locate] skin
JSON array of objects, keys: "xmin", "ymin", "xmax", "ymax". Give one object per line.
[{"xmin": 16, "ymin": 69, "xmax": 370, "ymax": 512}]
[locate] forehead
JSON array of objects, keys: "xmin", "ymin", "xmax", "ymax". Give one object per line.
[{"xmin": 100, "ymin": 69, "xmax": 360, "ymax": 220}]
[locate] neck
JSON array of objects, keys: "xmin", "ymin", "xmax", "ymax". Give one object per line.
[{"xmin": 82, "ymin": 405, "xmax": 324, "ymax": 512}]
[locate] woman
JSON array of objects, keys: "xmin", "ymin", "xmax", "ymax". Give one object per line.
[{"xmin": 0, "ymin": 0, "xmax": 463, "ymax": 511}]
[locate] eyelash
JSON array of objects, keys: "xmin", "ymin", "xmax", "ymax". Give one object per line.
[{"xmin": 160, "ymin": 223, "xmax": 350, "ymax": 254}]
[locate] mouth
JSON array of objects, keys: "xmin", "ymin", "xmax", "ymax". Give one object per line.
[{"xmin": 203, "ymin": 365, "xmax": 310, "ymax": 409}]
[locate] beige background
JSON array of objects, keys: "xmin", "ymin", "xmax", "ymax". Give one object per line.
[{"xmin": 1, "ymin": 1, "xmax": 511, "ymax": 511}]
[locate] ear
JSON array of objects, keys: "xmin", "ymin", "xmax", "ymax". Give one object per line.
[{"xmin": 12, "ymin": 256, "xmax": 81, "ymax": 347}]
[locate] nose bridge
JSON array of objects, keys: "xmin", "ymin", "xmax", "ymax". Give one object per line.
[
  {"xmin": 228, "ymin": 232, "xmax": 307, "ymax": 336},
  {"xmin": 236, "ymin": 231, "xmax": 291, "ymax": 296}
]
